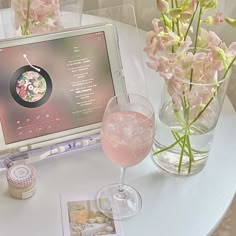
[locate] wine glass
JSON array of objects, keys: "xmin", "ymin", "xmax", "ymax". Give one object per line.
[{"xmin": 97, "ymin": 93, "xmax": 155, "ymax": 220}]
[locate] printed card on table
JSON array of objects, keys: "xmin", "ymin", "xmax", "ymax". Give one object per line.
[{"xmin": 60, "ymin": 193, "xmax": 124, "ymax": 236}]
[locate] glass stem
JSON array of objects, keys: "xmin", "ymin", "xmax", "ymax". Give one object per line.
[
  {"xmin": 116, "ymin": 167, "xmax": 127, "ymax": 200},
  {"xmin": 119, "ymin": 167, "xmax": 126, "ymax": 188}
]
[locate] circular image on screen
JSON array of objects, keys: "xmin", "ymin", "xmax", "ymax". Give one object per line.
[
  {"xmin": 10, "ymin": 65, "xmax": 52, "ymax": 108},
  {"xmin": 16, "ymin": 71, "xmax": 47, "ymax": 102}
]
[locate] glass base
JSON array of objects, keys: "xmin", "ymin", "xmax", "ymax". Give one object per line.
[{"xmin": 97, "ymin": 183, "xmax": 142, "ymax": 220}]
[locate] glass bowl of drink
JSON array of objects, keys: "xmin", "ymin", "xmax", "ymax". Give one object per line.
[{"xmin": 97, "ymin": 93, "xmax": 155, "ymax": 220}]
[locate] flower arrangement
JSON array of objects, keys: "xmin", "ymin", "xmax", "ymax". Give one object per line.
[
  {"xmin": 11, "ymin": 0, "xmax": 62, "ymax": 36},
  {"xmin": 145, "ymin": 0, "xmax": 236, "ymax": 174}
]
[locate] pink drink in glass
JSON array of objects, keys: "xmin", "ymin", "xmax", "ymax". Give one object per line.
[{"xmin": 101, "ymin": 111, "xmax": 154, "ymax": 167}]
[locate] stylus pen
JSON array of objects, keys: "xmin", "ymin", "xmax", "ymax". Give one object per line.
[
  {"xmin": 0, "ymin": 134, "xmax": 100, "ymax": 169},
  {"xmin": 18, "ymin": 129, "xmax": 100, "ymax": 152},
  {"xmin": 28, "ymin": 135, "xmax": 100, "ymax": 163},
  {"xmin": 0, "ymin": 151, "xmax": 29, "ymax": 169}
]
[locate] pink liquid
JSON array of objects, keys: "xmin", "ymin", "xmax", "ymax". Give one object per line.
[{"xmin": 101, "ymin": 111, "xmax": 154, "ymax": 167}]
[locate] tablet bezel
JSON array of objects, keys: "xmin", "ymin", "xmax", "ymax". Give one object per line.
[{"xmin": 0, "ymin": 23, "xmax": 126, "ymax": 153}]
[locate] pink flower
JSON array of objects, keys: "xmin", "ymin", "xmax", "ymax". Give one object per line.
[
  {"xmin": 144, "ymin": 33, "xmax": 165, "ymax": 58},
  {"xmin": 12, "ymin": 0, "xmax": 62, "ymax": 36},
  {"xmin": 208, "ymin": 31, "xmax": 221, "ymax": 48},
  {"xmin": 208, "ymin": 48, "xmax": 224, "ymax": 71},
  {"xmin": 144, "ymin": 8, "xmax": 236, "ymax": 119},
  {"xmin": 176, "ymin": 36, "xmax": 192, "ymax": 55},
  {"xmin": 158, "ymin": 56, "xmax": 174, "ymax": 80},
  {"xmin": 167, "ymin": 77, "xmax": 184, "ymax": 95},
  {"xmin": 145, "ymin": 19, "xmax": 182, "ymax": 59},
  {"xmin": 147, "ymin": 56, "xmax": 174, "ymax": 80},
  {"xmin": 165, "ymin": 32, "xmax": 180, "ymax": 46},
  {"xmin": 152, "ymin": 18, "xmax": 164, "ymax": 34},
  {"xmin": 228, "ymin": 42, "xmax": 236, "ymax": 57},
  {"xmin": 194, "ymin": 52, "xmax": 207, "ymax": 61},
  {"xmin": 146, "ymin": 31, "xmax": 157, "ymax": 46}
]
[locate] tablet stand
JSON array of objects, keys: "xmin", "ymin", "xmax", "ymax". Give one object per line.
[
  {"xmin": 83, "ymin": 4, "xmax": 146, "ymax": 96},
  {"xmin": 0, "ymin": 3, "xmax": 145, "ymax": 169}
]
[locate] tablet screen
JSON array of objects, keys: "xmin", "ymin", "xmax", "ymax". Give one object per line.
[{"xmin": 0, "ymin": 31, "xmax": 115, "ymax": 144}]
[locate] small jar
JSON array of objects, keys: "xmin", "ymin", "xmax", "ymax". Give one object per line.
[{"xmin": 6, "ymin": 163, "xmax": 36, "ymax": 200}]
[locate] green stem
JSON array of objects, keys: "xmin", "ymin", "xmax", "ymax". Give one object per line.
[
  {"xmin": 161, "ymin": 13, "xmax": 168, "ymax": 30},
  {"xmin": 176, "ymin": 19, "xmax": 181, "ymax": 37},
  {"xmin": 184, "ymin": 2, "xmax": 199, "ymax": 40},
  {"xmin": 171, "ymin": 0, "xmax": 175, "ymax": 53},
  {"xmin": 172, "ymin": 131, "xmax": 187, "ymax": 152},
  {"xmin": 193, "ymin": 7, "xmax": 203, "ymax": 54},
  {"xmin": 23, "ymin": 0, "xmax": 31, "ymax": 35},
  {"xmin": 220, "ymin": 56, "xmax": 236, "ymax": 81},
  {"xmin": 174, "ymin": 109, "xmax": 185, "ymax": 127},
  {"xmin": 173, "ymin": 130, "xmax": 207, "ymax": 154},
  {"xmin": 186, "ymin": 134, "xmax": 193, "ymax": 174},
  {"xmin": 153, "ymin": 135, "xmax": 185, "ymax": 156},
  {"xmin": 179, "ymin": 94, "xmax": 195, "ymax": 173},
  {"xmin": 189, "ymin": 68, "xmax": 194, "ymax": 90},
  {"xmin": 180, "ymin": 95, "xmax": 189, "ymax": 124},
  {"xmin": 172, "ymin": 131, "xmax": 192, "ymax": 157},
  {"xmin": 189, "ymin": 6, "xmax": 203, "ymax": 90},
  {"xmin": 174, "ymin": 0, "xmax": 181, "ymax": 37},
  {"xmin": 178, "ymin": 132, "xmax": 187, "ymax": 173},
  {"xmin": 190, "ymin": 97, "xmax": 214, "ymax": 126}
]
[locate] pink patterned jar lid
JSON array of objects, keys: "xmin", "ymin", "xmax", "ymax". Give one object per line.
[{"xmin": 6, "ymin": 163, "xmax": 36, "ymax": 188}]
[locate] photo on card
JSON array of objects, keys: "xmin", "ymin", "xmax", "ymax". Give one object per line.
[{"xmin": 60, "ymin": 193, "xmax": 123, "ymax": 236}]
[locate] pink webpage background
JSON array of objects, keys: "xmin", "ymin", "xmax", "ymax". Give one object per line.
[{"xmin": 0, "ymin": 32, "xmax": 115, "ymax": 144}]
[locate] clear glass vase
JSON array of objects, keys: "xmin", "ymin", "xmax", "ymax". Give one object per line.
[{"xmin": 152, "ymin": 72, "xmax": 230, "ymax": 176}]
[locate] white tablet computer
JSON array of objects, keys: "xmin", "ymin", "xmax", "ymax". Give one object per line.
[{"xmin": 0, "ymin": 23, "xmax": 126, "ymax": 155}]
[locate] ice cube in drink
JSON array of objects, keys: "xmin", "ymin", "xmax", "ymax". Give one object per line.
[{"xmin": 101, "ymin": 111, "xmax": 154, "ymax": 167}]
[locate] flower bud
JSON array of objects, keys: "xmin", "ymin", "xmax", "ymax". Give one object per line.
[
  {"xmin": 203, "ymin": 12, "xmax": 223, "ymax": 26},
  {"xmin": 225, "ymin": 17, "xmax": 236, "ymax": 27},
  {"xmin": 169, "ymin": 8, "xmax": 182, "ymax": 18},
  {"xmin": 180, "ymin": 11, "xmax": 193, "ymax": 21},
  {"xmin": 156, "ymin": 0, "xmax": 169, "ymax": 13},
  {"xmin": 199, "ymin": 0, "xmax": 217, "ymax": 10},
  {"xmin": 191, "ymin": 0, "xmax": 198, "ymax": 10}
]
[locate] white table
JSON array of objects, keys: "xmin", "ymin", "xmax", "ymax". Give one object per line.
[{"xmin": 0, "ymin": 12, "xmax": 236, "ymax": 236}]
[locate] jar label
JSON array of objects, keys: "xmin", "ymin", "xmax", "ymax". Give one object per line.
[{"xmin": 11, "ymin": 165, "xmax": 32, "ymax": 180}]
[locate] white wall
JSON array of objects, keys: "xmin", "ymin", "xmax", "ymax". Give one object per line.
[{"xmin": 84, "ymin": 0, "xmax": 158, "ymax": 30}]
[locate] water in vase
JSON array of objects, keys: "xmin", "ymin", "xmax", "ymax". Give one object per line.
[{"xmin": 153, "ymin": 117, "xmax": 215, "ymax": 175}]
